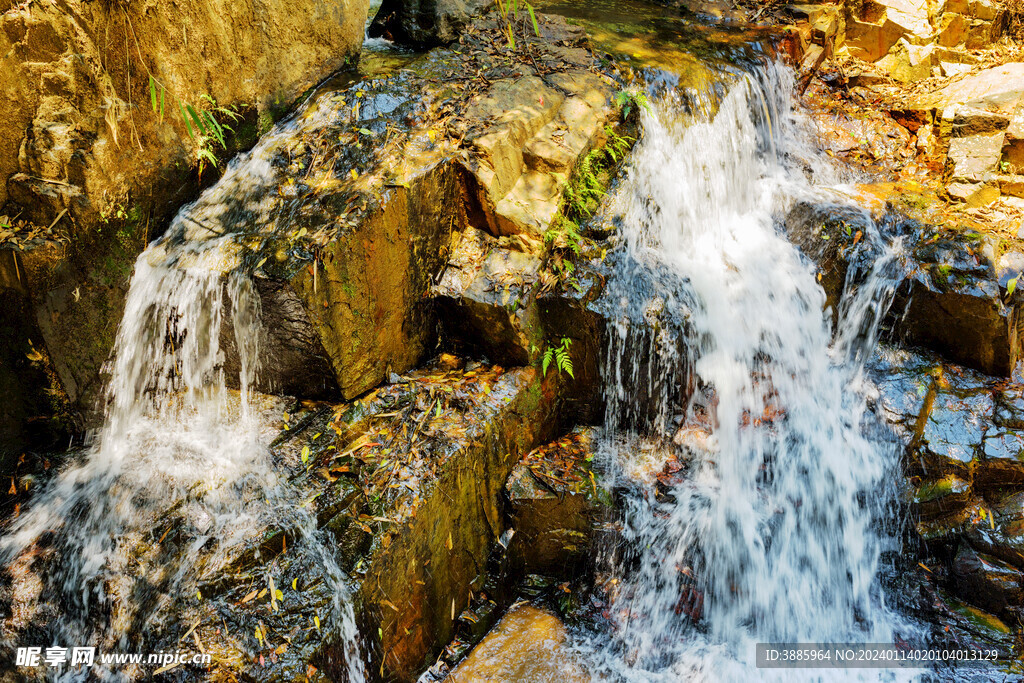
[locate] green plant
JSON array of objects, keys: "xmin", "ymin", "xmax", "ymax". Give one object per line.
[
  {"xmin": 614, "ymin": 89, "xmax": 651, "ymax": 119},
  {"xmin": 494, "ymin": 0, "xmax": 541, "ymax": 49},
  {"xmin": 541, "ymin": 337, "xmax": 574, "ymax": 378},
  {"xmin": 544, "ymin": 214, "xmax": 583, "ymax": 254},
  {"xmin": 149, "ymin": 80, "xmax": 241, "ymax": 177}
]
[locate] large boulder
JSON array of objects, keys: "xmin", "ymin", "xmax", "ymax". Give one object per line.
[
  {"xmin": 0, "ymin": 0, "xmax": 371, "ymax": 426},
  {"xmin": 0, "ymin": 0, "xmax": 369, "ymax": 232},
  {"xmin": 444, "ymin": 604, "xmax": 590, "ymax": 682}
]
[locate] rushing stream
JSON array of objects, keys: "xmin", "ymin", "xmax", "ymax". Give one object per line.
[
  {"xmin": 0, "ymin": 70, "xmax": 372, "ymax": 683},
  {"xmin": 584, "ymin": 63, "xmax": 924, "ymax": 680},
  {"xmin": 1, "ymin": 6, "xmax": 1010, "ymax": 680}
]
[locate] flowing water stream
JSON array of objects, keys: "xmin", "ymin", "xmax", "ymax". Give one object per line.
[
  {"xmin": 0, "ymin": 62, "xmax": 382, "ymax": 683},
  {"xmin": 0, "ymin": 9, "xmax": 993, "ymax": 681},
  {"xmin": 583, "ymin": 62, "xmax": 924, "ymax": 681}
]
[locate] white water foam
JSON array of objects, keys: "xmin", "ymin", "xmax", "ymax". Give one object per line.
[
  {"xmin": 1, "ymin": 109, "xmax": 365, "ymax": 683},
  {"xmin": 587, "ymin": 64, "xmax": 919, "ymax": 682}
]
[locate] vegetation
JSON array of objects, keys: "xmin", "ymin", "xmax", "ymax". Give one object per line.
[
  {"xmin": 494, "ymin": 0, "xmax": 542, "ymax": 48},
  {"xmin": 148, "ymin": 79, "xmax": 242, "ymax": 177},
  {"xmin": 541, "ymin": 337, "xmax": 574, "ymax": 378}
]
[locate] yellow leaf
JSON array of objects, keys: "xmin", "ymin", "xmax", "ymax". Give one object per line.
[
  {"xmin": 313, "ymin": 615, "xmax": 321, "ymax": 630},
  {"xmin": 292, "ymin": 578, "xmax": 298, "ymax": 590},
  {"xmin": 196, "ymin": 590, "xmax": 202, "ymax": 601},
  {"xmin": 446, "ymin": 532, "xmax": 453, "ymax": 550},
  {"xmin": 275, "ymin": 589, "xmax": 284, "ymax": 601},
  {"xmin": 350, "ymin": 169, "xmax": 359, "ymax": 180},
  {"xmin": 241, "ymin": 590, "xmax": 258, "ymax": 604}
]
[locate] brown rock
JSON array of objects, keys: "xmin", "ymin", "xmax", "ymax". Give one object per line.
[
  {"xmin": 505, "ymin": 428, "xmax": 609, "ymax": 576},
  {"xmin": 445, "ymin": 604, "xmax": 590, "ymax": 683},
  {"xmin": 936, "ymin": 12, "xmax": 968, "ymax": 46},
  {"xmin": 946, "ymin": 181, "xmax": 1001, "ymax": 206},
  {"xmin": 946, "ymin": 132, "xmax": 1005, "ymax": 182},
  {"xmin": 951, "ymin": 545, "xmax": 1024, "ymax": 620},
  {"xmin": 907, "ymin": 63, "xmax": 1024, "ymax": 114}
]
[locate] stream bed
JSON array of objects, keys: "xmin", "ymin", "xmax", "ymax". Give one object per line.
[{"xmin": 1, "ymin": 1, "xmax": 1021, "ymax": 682}]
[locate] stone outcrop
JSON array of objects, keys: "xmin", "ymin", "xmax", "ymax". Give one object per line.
[
  {"xmin": 0, "ymin": 0, "xmax": 370, "ymax": 437},
  {"xmin": 1, "ymin": 0, "xmax": 368, "ymax": 232},
  {"xmin": 871, "ymin": 347, "xmax": 1024, "ymax": 624},
  {"xmin": 144, "ymin": 14, "xmax": 621, "ymax": 405},
  {"xmin": 443, "ymin": 604, "xmax": 590, "ymax": 682},
  {"xmin": 777, "ymin": 0, "xmax": 1023, "ymax": 209},
  {"xmin": 785, "ymin": 198, "xmax": 1022, "ymax": 376},
  {"xmin": 504, "ymin": 427, "xmax": 611, "ymax": 576}
]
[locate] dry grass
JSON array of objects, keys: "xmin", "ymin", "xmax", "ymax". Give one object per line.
[{"xmin": 1005, "ymin": 0, "xmax": 1024, "ymax": 39}]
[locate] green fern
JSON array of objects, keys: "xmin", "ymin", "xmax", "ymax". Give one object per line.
[
  {"xmin": 614, "ymin": 89, "xmax": 651, "ymax": 119},
  {"xmin": 541, "ymin": 337, "xmax": 574, "ymax": 379}
]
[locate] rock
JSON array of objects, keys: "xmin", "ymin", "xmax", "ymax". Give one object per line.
[
  {"xmin": 1000, "ymin": 176, "xmax": 1024, "ymax": 198},
  {"xmin": 788, "ymin": 201, "xmax": 1019, "ymax": 376},
  {"xmin": 946, "ymin": 181, "xmax": 1000, "ymax": 206},
  {"xmin": 946, "ymin": 132, "xmax": 1005, "ymax": 182},
  {"xmin": 963, "ymin": 490, "xmax": 1024, "ymax": 570},
  {"xmin": 0, "ymin": 249, "xmax": 71, "ymax": 459},
  {"xmin": 940, "ymin": 61, "xmax": 972, "ymax": 77},
  {"xmin": 908, "ymin": 63, "xmax": 1024, "ymax": 114},
  {"xmin": 936, "ymin": 12, "xmax": 969, "ymax": 46},
  {"xmin": 875, "ymin": 40, "xmax": 935, "ymax": 83},
  {"xmin": 505, "ymin": 428, "xmax": 611, "ymax": 576},
  {"xmin": 445, "ymin": 604, "xmax": 590, "ymax": 682},
  {"xmin": 434, "ymin": 226, "xmax": 545, "ymax": 367},
  {"xmin": 909, "ymin": 383, "xmax": 991, "ymax": 479},
  {"xmin": 811, "ymin": 10, "xmax": 842, "ymax": 47},
  {"xmin": 353, "ymin": 366, "xmax": 559, "ymax": 680},
  {"xmin": 894, "ymin": 236, "xmax": 1018, "ymax": 377},
  {"xmin": 964, "ymin": 17, "xmax": 1003, "ymax": 49},
  {"xmin": 844, "ymin": 15, "xmax": 906, "ymax": 62},
  {"xmin": 0, "ymin": 0, "xmax": 371, "ymax": 420},
  {"xmin": 949, "ymin": 106, "xmax": 1011, "ymax": 137},
  {"xmin": 912, "ymin": 475, "xmax": 973, "ymax": 519},
  {"xmin": 867, "ymin": 347, "xmax": 936, "ymax": 437},
  {"xmin": 951, "ymin": 545, "xmax": 1024, "ymax": 620},
  {"xmin": 196, "ymin": 362, "xmax": 561, "ymax": 681},
  {"xmin": 800, "ymin": 43, "xmax": 827, "ymax": 75},
  {"xmin": 131, "ymin": 16, "xmax": 620, "ymax": 404},
  {"xmin": 461, "ymin": 67, "xmax": 618, "ymax": 241}
]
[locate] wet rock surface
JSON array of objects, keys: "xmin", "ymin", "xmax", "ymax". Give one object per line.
[
  {"xmin": 128, "ymin": 12, "xmax": 623, "ymax": 405},
  {"xmin": 504, "ymin": 427, "xmax": 611, "ymax": 576},
  {"xmin": 786, "ymin": 197, "xmax": 1022, "ymax": 376},
  {"xmin": 869, "ymin": 346, "xmax": 1024, "ymax": 626},
  {"xmin": 443, "ymin": 603, "xmax": 590, "ymax": 682}
]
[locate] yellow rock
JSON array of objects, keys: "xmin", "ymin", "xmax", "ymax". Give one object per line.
[{"xmin": 446, "ymin": 604, "xmax": 591, "ymax": 683}]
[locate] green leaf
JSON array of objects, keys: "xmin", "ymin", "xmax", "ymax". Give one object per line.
[
  {"xmin": 1008, "ymin": 276, "xmax": 1018, "ymax": 297},
  {"xmin": 186, "ymin": 104, "xmax": 207, "ymax": 135},
  {"xmin": 149, "ymin": 76, "xmax": 158, "ymax": 112},
  {"xmin": 159, "ymin": 86, "xmax": 165, "ymax": 120},
  {"xmin": 541, "ymin": 349, "xmax": 552, "ymax": 376},
  {"xmin": 507, "ymin": 24, "xmax": 515, "ymax": 49},
  {"xmin": 178, "ymin": 100, "xmax": 195, "ymax": 139},
  {"xmin": 527, "ymin": 3, "xmax": 540, "ymax": 36}
]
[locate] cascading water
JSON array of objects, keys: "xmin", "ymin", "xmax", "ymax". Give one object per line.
[
  {"xmin": 586, "ymin": 62, "xmax": 920, "ymax": 681},
  {"xmin": 0, "ymin": 92, "xmax": 367, "ymax": 682}
]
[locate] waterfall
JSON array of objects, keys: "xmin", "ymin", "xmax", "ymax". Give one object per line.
[
  {"xmin": 588, "ymin": 63, "xmax": 919, "ymax": 681},
  {"xmin": 0, "ymin": 107, "xmax": 365, "ymax": 682}
]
